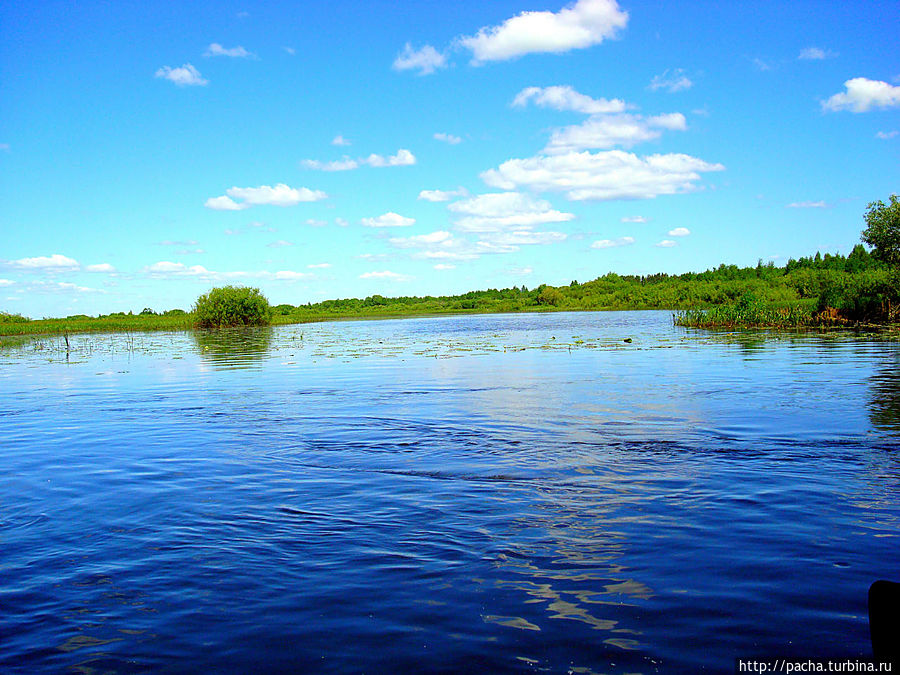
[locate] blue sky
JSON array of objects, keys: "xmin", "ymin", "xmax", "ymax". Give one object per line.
[{"xmin": 1, "ymin": 0, "xmax": 898, "ymax": 317}]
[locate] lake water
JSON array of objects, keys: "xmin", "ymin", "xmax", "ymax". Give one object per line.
[{"xmin": 1, "ymin": 311, "xmax": 898, "ymax": 673}]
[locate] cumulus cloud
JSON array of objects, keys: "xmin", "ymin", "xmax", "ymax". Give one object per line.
[
  {"xmin": 822, "ymin": 78, "xmax": 900, "ymax": 112},
  {"xmin": 476, "ymin": 230, "xmax": 567, "ymax": 253},
  {"xmin": 0, "ymin": 279, "xmax": 15, "ymax": 286},
  {"xmin": 266, "ymin": 240, "xmax": 295, "ymax": 248},
  {"xmin": 332, "ymin": 135, "xmax": 351, "ymax": 146},
  {"xmin": 361, "ymin": 212, "xmax": 416, "ymax": 228},
  {"xmin": 205, "ymin": 43, "xmax": 253, "ymax": 58},
  {"xmin": 307, "ymin": 263, "xmax": 331, "ymax": 269},
  {"xmin": 876, "ymin": 130, "xmax": 898, "ymax": 139},
  {"xmin": 621, "ymin": 215, "xmax": 648, "ymax": 223},
  {"xmin": 419, "ymin": 187, "xmax": 469, "ymax": 202},
  {"xmin": 8, "ymin": 254, "xmax": 80, "ymax": 271},
  {"xmin": 393, "ymin": 43, "xmax": 447, "ymax": 75},
  {"xmin": 481, "ymin": 150, "xmax": 724, "ymax": 201},
  {"xmin": 155, "ymin": 64, "xmax": 208, "ymax": 86},
  {"xmin": 591, "ymin": 236, "xmax": 634, "ymax": 249},
  {"xmin": 434, "ymin": 264, "xmax": 455, "ymax": 270},
  {"xmin": 544, "ymin": 112, "xmax": 687, "ymax": 153},
  {"xmin": 512, "ymin": 85, "xmax": 626, "ymax": 114},
  {"xmin": 457, "ymin": 0, "xmax": 628, "ymax": 63},
  {"xmin": 273, "ymin": 270, "xmax": 311, "ymax": 280},
  {"xmin": 668, "ymin": 227, "xmax": 690, "ymax": 236},
  {"xmin": 648, "ymin": 68, "xmax": 693, "ymax": 92},
  {"xmin": 388, "ymin": 231, "xmax": 479, "ymax": 261},
  {"xmin": 85, "ymin": 263, "xmax": 116, "ymax": 273},
  {"xmin": 655, "ymin": 239, "xmax": 677, "ymax": 248},
  {"xmin": 145, "ymin": 261, "xmax": 212, "ymax": 276},
  {"xmin": 448, "ymin": 192, "xmax": 574, "ymax": 232},
  {"xmin": 787, "ymin": 201, "xmax": 828, "ymax": 208},
  {"xmin": 301, "ymin": 149, "xmax": 415, "ymax": 171},
  {"xmin": 434, "ymin": 132, "xmax": 462, "ymax": 144},
  {"xmin": 205, "ymin": 183, "xmax": 327, "ymax": 209},
  {"xmin": 360, "ymin": 270, "xmax": 413, "ymax": 281}
]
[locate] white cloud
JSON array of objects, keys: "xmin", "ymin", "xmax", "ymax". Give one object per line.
[
  {"xmin": 267, "ymin": 240, "xmax": 295, "ymax": 248},
  {"xmin": 798, "ymin": 47, "xmax": 831, "ymax": 61},
  {"xmin": 306, "ymin": 219, "xmax": 328, "ymax": 227},
  {"xmin": 205, "ymin": 196, "xmax": 246, "ymax": 211},
  {"xmin": 787, "ymin": 201, "xmax": 828, "ymax": 208},
  {"xmin": 302, "ymin": 149, "xmax": 415, "ymax": 171},
  {"xmin": 155, "ymin": 64, "xmax": 208, "ymax": 87},
  {"xmin": 457, "ymin": 0, "xmax": 628, "ymax": 64},
  {"xmin": 335, "ymin": 218, "xmax": 349, "ymax": 227},
  {"xmin": 393, "ymin": 43, "xmax": 447, "ymax": 75},
  {"xmin": 545, "ymin": 112, "xmax": 687, "ymax": 153},
  {"xmin": 648, "ymin": 68, "xmax": 693, "ymax": 93},
  {"xmin": 434, "ymin": 132, "xmax": 462, "ymax": 144},
  {"xmin": 0, "ymin": 279, "xmax": 14, "ymax": 286},
  {"xmin": 655, "ymin": 239, "xmax": 677, "ymax": 248},
  {"xmin": 307, "ymin": 263, "xmax": 331, "ymax": 269},
  {"xmin": 434, "ymin": 264, "xmax": 455, "ymax": 270},
  {"xmin": 512, "ymin": 85, "xmax": 626, "ymax": 114},
  {"xmin": 8, "ymin": 254, "xmax": 80, "ymax": 270},
  {"xmin": 668, "ymin": 227, "xmax": 690, "ymax": 236},
  {"xmin": 274, "ymin": 270, "xmax": 311, "ymax": 280},
  {"xmin": 389, "ymin": 230, "xmax": 454, "ymax": 247},
  {"xmin": 283, "ymin": 46, "xmax": 296, "ymax": 55},
  {"xmin": 876, "ymin": 130, "xmax": 898, "ymax": 139},
  {"xmin": 361, "ymin": 212, "xmax": 416, "ymax": 228},
  {"xmin": 388, "ymin": 230, "xmax": 479, "ymax": 261},
  {"xmin": 418, "ymin": 187, "xmax": 469, "ymax": 202},
  {"xmin": 477, "ymin": 230, "xmax": 567, "ymax": 252},
  {"xmin": 752, "ymin": 58, "xmax": 772, "ymax": 72},
  {"xmin": 482, "ymin": 150, "xmax": 724, "ymax": 201},
  {"xmin": 206, "ymin": 183, "xmax": 327, "ymax": 209},
  {"xmin": 823, "ymin": 78, "xmax": 900, "ymax": 112},
  {"xmin": 205, "ymin": 43, "xmax": 253, "ymax": 58},
  {"xmin": 448, "ymin": 192, "xmax": 575, "ymax": 232},
  {"xmin": 145, "ymin": 261, "xmax": 212, "ymax": 276},
  {"xmin": 360, "ymin": 270, "xmax": 413, "ymax": 281},
  {"xmin": 31, "ymin": 281, "xmax": 104, "ymax": 294},
  {"xmin": 591, "ymin": 236, "xmax": 634, "ymax": 249},
  {"xmin": 332, "ymin": 135, "xmax": 351, "ymax": 146},
  {"xmin": 509, "ymin": 267, "xmax": 534, "ymax": 276},
  {"xmin": 621, "ymin": 215, "xmax": 648, "ymax": 223},
  {"xmin": 0, "ymin": 143, "xmax": 9, "ymax": 152},
  {"xmin": 85, "ymin": 263, "xmax": 116, "ymax": 273}
]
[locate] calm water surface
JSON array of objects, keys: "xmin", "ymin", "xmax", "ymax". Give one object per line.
[{"xmin": 1, "ymin": 311, "xmax": 898, "ymax": 673}]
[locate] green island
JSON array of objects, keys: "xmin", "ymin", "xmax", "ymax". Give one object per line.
[{"xmin": 2, "ymin": 196, "xmax": 898, "ymax": 339}]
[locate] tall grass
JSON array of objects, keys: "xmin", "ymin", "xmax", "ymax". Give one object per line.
[{"xmin": 674, "ymin": 294, "xmax": 816, "ymax": 329}]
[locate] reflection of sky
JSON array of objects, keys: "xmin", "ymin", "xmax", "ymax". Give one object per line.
[{"xmin": 3, "ymin": 312, "xmax": 900, "ymax": 671}]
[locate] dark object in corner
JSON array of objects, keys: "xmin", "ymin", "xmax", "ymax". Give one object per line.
[
  {"xmin": 869, "ymin": 579, "xmax": 900, "ymax": 664},
  {"xmin": 623, "ymin": 338, "xmax": 632, "ymax": 343}
]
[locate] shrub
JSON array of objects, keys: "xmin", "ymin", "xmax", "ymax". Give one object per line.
[
  {"xmin": 193, "ymin": 286, "xmax": 272, "ymax": 328},
  {"xmin": 0, "ymin": 311, "xmax": 30, "ymax": 324}
]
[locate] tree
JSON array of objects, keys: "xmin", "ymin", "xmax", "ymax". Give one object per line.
[
  {"xmin": 861, "ymin": 194, "xmax": 900, "ymax": 267},
  {"xmin": 193, "ymin": 286, "xmax": 271, "ymax": 328}
]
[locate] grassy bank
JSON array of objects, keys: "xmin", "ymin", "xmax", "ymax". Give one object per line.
[{"xmin": 3, "ymin": 246, "xmax": 898, "ymax": 338}]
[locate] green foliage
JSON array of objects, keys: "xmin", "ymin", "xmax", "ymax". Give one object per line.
[
  {"xmin": 862, "ymin": 194, "xmax": 900, "ymax": 267},
  {"xmin": 0, "ymin": 311, "xmax": 30, "ymax": 324},
  {"xmin": 816, "ymin": 269, "xmax": 900, "ymax": 322},
  {"xmin": 193, "ymin": 286, "xmax": 272, "ymax": 328}
]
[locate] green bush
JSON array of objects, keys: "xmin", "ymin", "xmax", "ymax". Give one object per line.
[
  {"xmin": 193, "ymin": 286, "xmax": 272, "ymax": 328},
  {"xmin": 0, "ymin": 311, "xmax": 30, "ymax": 324},
  {"xmin": 817, "ymin": 269, "xmax": 900, "ymax": 322}
]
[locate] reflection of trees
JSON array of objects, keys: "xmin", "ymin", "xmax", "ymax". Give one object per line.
[
  {"xmin": 868, "ymin": 359, "xmax": 900, "ymax": 433},
  {"xmin": 192, "ymin": 326, "xmax": 274, "ymax": 369}
]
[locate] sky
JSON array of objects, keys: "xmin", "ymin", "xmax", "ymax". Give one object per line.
[{"xmin": 1, "ymin": 0, "xmax": 898, "ymax": 318}]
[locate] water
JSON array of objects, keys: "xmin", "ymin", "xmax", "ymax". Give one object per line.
[{"xmin": 1, "ymin": 311, "xmax": 898, "ymax": 673}]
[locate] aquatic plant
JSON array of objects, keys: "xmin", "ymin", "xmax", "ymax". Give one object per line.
[{"xmin": 193, "ymin": 286, "xmax": 272, "ymax": 328}]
